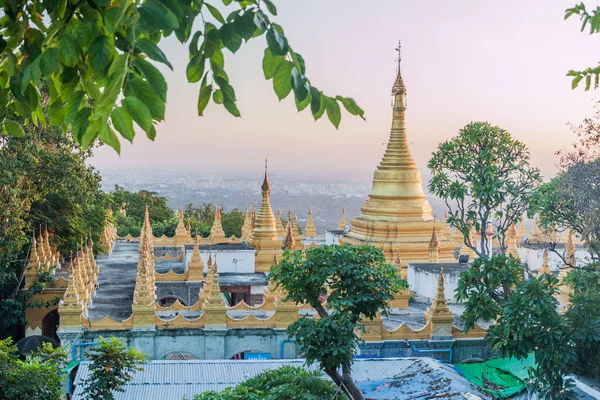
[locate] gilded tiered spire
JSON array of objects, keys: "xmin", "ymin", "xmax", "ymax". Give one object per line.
[
  {"xmin": 518, "ymin": 219, "xmax": 527, "ymax": 243},
  {"xmin": 304, "ymin": 209, "xmax": 317, "ymax": 238},
  {"xmin": 187, "ymin": 240, "xmax": 205, "ymax": 281},
  {"xmin": 241, "ymin": 207, "xmax": 253, "ymax": 242},
  {"xmin": 173, "ymin": 208, "xmax": 189, "ymax": 245},
  {"xmin": 276, "ymin": 208, "xmax": 285, "ymax": 238},
  {"xmin": 339, "ymin": 44, "xmax": 455, "ymax": 265},
  {"xmin": 249, "ymin": 160, "xmax": 282, "ymax": 272},
  {"xmin": 428, "ymin": 226, "xmax": 440, "ymax": 263},
  {"xmin": 209, "ymin": 208, "xmax": 227, "ymax": 243},
  {"xmin": 506, "ymin": 223, "xmax": 520, "ymax": 260},
  {"xmin": 539, "ymin": 249, "xmax": 551, "ymax": 275},
  {"xmin": 425, "ymin": 267, "xmax": 454, "ymax": 337},
  {"xmin": 292, "ymin": 213, "xmax": 302, "ymax": 243},
  {"xmin": 558, "ymin": 232, "xmax": 576, "ymax": 310},
  {"xmin": 283, "ymin": 211, "xmax": 296, "ymax": 250},
  {"xmin": 24, "ymin": 235, "xmax": 41, "ymax": 288},
  {"xmin": 337, "ymin": 208, "xmax": 347, "ymax": 230}
]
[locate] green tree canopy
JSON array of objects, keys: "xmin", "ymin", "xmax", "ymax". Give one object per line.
[
  {"xmin": 81, "ymin": 337, "xmax": 146, "ymax": 400},
  {"xmin": 269, "ymin": 244, "xmax": 404, "ymax": 400},
  {"xmin": 0, "ymin": 0, "xmax": 365, "ymax": 151},
  {"xmin": 193, "ymin": 365, "xmax": 346, "ymax": 400},
  {"xmin": 428, "ymin": 121, "xmax": 542, "ymax": 257},
  {"xmin": 0, "ymin": 337, "xmax": 67, "ymax": 400}
]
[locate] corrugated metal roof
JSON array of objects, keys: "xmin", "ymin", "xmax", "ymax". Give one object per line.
[{"xmin": 72, "ymin": 358, "xmax": 488, "ymax": 400}]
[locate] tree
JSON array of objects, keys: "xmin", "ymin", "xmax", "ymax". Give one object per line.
[
  {"xmin": 0, "ymin": 337, "xmax": 67, "ymax": 400},
  {"xmin": 565, "ymin": 3, "xmax": 600, "ymax": 91},
  {"xmin": 81, "ymin": 336, "xmax": 146, "ymax": 400},
  {"xmin": 183, "ymin": 203, "xmax": 245, "ymax": 237},
  {"xmin": 0, "ymin": 0, "xmax": 365, "ymax": 151},
  {"xmin": 428, "ymin": 122, "xmax": 542, "ymax": 257},
  {"xmin": 0, "ymin": 111, "xmax": 109, "ymax": 339},
  {"xmin": 110, "ymin": 185, "xmax": 174, "ymax": 225},
  {"xmin": 193, "ymin": 365, "xmax": 347, "ymax": 400},
  {"xmin": 269, "ymin": 244, "xmax": 404, "ymax": 400}
]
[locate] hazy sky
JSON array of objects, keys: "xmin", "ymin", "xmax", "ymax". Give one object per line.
[{"xmin": 92, "ymin": 0, "xmax": 600, "ymax": 181}]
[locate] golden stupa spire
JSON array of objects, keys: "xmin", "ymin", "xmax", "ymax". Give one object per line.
[
  {"xmin": 304, "ymin": 209, "xmax": 318, "ymax": 238},
  {"xmin": 339, "ymin": 43, "xmax": 455, "ymax": 269},
  {"xmin": 425, "ymin": 267, "xmax": 454, "ymax": 337},
  {"xmin": 241, "ymin": 207, "xmax": 252, "ymax": 241},
  {"xmin": 173, "ymin": 207, "xmax": 188, "ymax": 245},
  {"xmin": 209, "ymin": 207, "xmax": 227, "ymax": 243},
  {"xmin": 539, "ymin": 248, "xmax": 551, "ymax": 275},
  {"xmin": 187, "ymin": 239, "xmax": 205, "ymax": 281},
  {"xmin": 292, "ymin": 213, "xmax": 302, "ymax": 242},
  {"xmin": 283, "ymin": 211, "xmax": 296, "ymax": 250},
  {"xmin": 276, "ymin": 208, "xmax": 285, "ymax": 238},
  {"xmin": 337, "ymin": 208, "xmax": 347, "ymax": 230},
  {"xmin": 428, "ymin": 225, "xmax": 440, "ymax": 263},
  {"xmin": 506, "ymin": 222, "xmax": 520, "ymax": 260},
  {"xmin": 250, "ymin": 159, "xmax": 282, "ymax": 272},
  {"xmin": 24, "ymin": 235, "xmax": 41, "ymax": 288}
]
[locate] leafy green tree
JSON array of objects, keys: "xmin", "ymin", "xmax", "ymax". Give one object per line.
[
  {"xmin": 184, "ymin": 203, "xmax": 245, "ymax": 237},
  {"xmin": 193, "ymin": 365, "xmax": 346, "ymax": 400},
  {"xmin": 0, "ymin": 337, "xmax": 67, "ymax": 400},
  {"xmin": 428, "ymin": 122, "xmax": 542, "ymax": 257},
  {"xmin": 0, "ymin": 0, "xmax": 364, "ymax": 151},
  {"xmin": 81, "ymin": 337, "xmax": 146, "ymax": 400},
  {"xmin": 110, "ymin": 185, "xmax": 174, "ymax": 225},
  {"xmin": 269, "ymin": 244, "xmax": 403, "ymax": 400},
  {"xmin": 0, "ymin": 107, "xmax": 108, "ymax": 338}
]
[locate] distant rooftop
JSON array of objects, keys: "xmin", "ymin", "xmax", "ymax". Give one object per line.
[{"xmin": 71, "ymin": 358, "xmax": 490, "ymax": 400}]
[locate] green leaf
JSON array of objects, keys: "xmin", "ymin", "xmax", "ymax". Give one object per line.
[
  {"xmin": 263, "ymin": 0, "xmax": 277, "ymax": 15},
  {"xmin": 220, "ymin": 23, "xmax": 242, "ymax": 53},
  {"xmin": 122, "ymin": 96, "xmax": 153, "ymax": 133},
  {"xmin": 65, "ymin": 90, "xmax": 86, "ymax": 125},
  {"xmin": 134, "ymin": 57, "xmax": 167, "ymax": 102},
  {"xmin": 223, "ymin": 97, "xmax": 240, "ymax": 117},
  {"xmin": 40, "ymin": 48, "xmax": 61, "ymax": 77},
  {"xmin": 186, "ymin": 55, "xmax": 205, "ymax": 83},
  {"xmin": 253, "ymin": 10, "xmax": 269, "ymax": 31},
  {"xmin": 205, "ymin": 3, "xmax": 225, "ymax": 24},
  {"xmin": 198, "ymin": 77, "xmax": 212, "ymax": 116},
  {"xmin": 139, "ymin": 0, "xmax": 180, "ymax": 31},
  {"xmin": 136, "ymin": 38, "xmax": 173, "ymax": 70},
  {"xmin": 266, "ymin": 26, "xmax": 288, "ymax": 56},
  {"xmin": 273, "ymin": 60, "xmax": 293, "ymax": 100},
  {"xmin": 88, "ymin": 35, "xmax": 114, "ymax": 72},
  {"xmin": 111, "ymin": 106, "xmax": 135, "ymax": 143},
  {"xmin": 81, "ymin": 119, "xmax": 99, "ymax": 148},
  {"xmin": 211, "ymin": 47, "xmax": 224, "ymax": 69},
  {"xmin": 295, "ymin": 89, "xmax": 311, "ymax": 111},
  {"xmin": 335, "ymin": 96, "xmax": 365, "ymax": 121},
  {"xmin": 128, "ymin": 77, "xmax": 165, "ymax": 120},
  {"xmin": 262, "ymin": 47, "xmax": 283, "ymax": 80},
  {"xmin": 106, "ymin": 0, "xmax": 131, "ymax": 33},
  {"xmin": 213, "ymin": 89, "xmax": 223, "ymax": 104},
  {"xmin": 98, "ymin": 119, "xmax": 121, "ymax": 153},
  {"xmin": 236, "ymin": 11, "xmax": 256, "ymax": 41},
  {"xmin": 3, "ymin": 120, "xmax": 25, "ymax": 137},
  {"xmin": 59, "ymin": 36, "xmax": 79, "ymax": 67},
  {"xmin": 291, "ymin": 67, "xmax": 308, "ymax": 102},
  {"xmin": 325, "ymin": 96, "xmax": 340, "ymax": 128},
  {"xmin": 72, "ymin": 107, "xmax": 92, "ymax": 141},
  {"xmin": 189, "ymin": 30, "xmax": 202, "ymax": 56},
  {"xmin": 572, "ymin": 75, "xmax": 583, "ymax": 89},
  {"xmin": 309, "ymin": 86, "xmax": 323, "ymax": 119},
  {"xmin": 147, "ymin": 124, "xmax": 156, "ymax": 140}
]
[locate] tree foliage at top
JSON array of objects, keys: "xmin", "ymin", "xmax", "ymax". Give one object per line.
[
  {"xmin": 428, "ymin": 122, "xmax": 541, "ymax": 257},
  {"xmin": 81, "ymin": 336, "xmax": 146, "ymax": 400},
  {"xmin": 193, "ymin": 365, "xmax": 347, "ymax": 400},
  {"xmin": 269, "ymin": 244, "xmax": 404, "ymax": 400},
  {"xmin": 565, "ymin": 3, "xmax": 600, "ymax": 91},
  {"xmin": 0, "ymin": 337, "xmax": 67, "ymax": 400},
  {"xmin": 0, "ymin": 0, "xmax": 365, "ymax": 152}
]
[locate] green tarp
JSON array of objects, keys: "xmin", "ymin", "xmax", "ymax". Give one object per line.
[{"xmin": 456, "ymin": 355, "xmax": 535, "ymax": 398}]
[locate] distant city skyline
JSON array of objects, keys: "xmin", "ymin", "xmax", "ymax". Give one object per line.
[{"xmin": 91, "ymin": 1, "xmax": 599, "ymax": 181}]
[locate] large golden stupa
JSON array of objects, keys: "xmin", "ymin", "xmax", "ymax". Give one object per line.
[{"xmin": 340, "ymin": 44, "xmax": 455, "ymax": 264}]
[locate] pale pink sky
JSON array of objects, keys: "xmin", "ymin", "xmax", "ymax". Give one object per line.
[{"xmin": 92, "ymin": 0, "xmax": 600, "ymax": 180}]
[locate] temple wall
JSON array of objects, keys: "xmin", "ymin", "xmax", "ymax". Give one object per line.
[
  {"xmin": 520, "ymin": 246, "xmax": 591, "ymax": 271},
  {"xmin": 184, "ymin": 249, "xmax": 256, "ymax": 274},
  {"xmin": 408, "ymin": 266, "xmax": 463, "ymax": 303}
]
